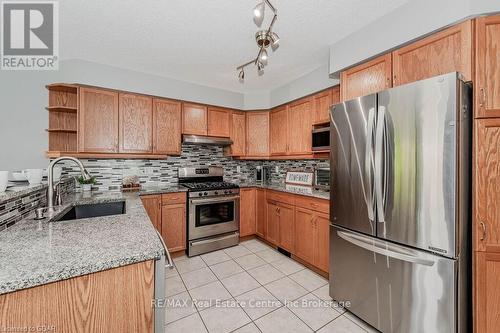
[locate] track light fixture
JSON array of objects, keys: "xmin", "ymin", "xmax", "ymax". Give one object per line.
[{"xmin": 237, "ymin": 0, "xmax": 279, "ymax": 81}]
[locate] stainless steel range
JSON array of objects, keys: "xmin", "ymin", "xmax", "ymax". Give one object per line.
[{"xmin": 179, "ymin": 167, "xmax": 240, "ymax": 257}]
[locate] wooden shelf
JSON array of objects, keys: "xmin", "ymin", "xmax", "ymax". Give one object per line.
[
  {"xmin": 46, "ymin": 106, "xmax": 78, "ymax": 113},
  {"xmin": 46, "ymin": 129, "xmax": 77, "ymax": 133},
  {"xmin": 46, "ymin": 151, "xmax": 168, "ymax": 160},
  {"xmin": 46, "ymin": 83, "xmax": 78, "ymax": 93}
]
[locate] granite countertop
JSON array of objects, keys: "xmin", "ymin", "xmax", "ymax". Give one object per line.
[
  {"xmin": 235, "ymin": 182, "xmax": 330, "ymax": 200},
  {"xmin": 0, "ymin": 191, "xmax": 164, "ymax": 295},
  {"xmin": 139, "ymin": 184, "xmax": 188, "ymax": 196}
]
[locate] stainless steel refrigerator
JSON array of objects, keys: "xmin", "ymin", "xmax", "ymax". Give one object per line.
[{"xmin": 329, "ymin": 72, "xmax": 471, "ymax": 333}]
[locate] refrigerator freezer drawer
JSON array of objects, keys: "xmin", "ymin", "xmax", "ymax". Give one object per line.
[{"xmin": 330, "ymin": 225, "xmax": 460, "ymax": 333}]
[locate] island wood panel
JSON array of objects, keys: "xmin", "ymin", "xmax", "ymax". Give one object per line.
[
  {"xmin": 246, "ymin": 111, "xmax": 269, "ymax": 157},
  {"xmin": 225, "ymin": 111, "xmax": 246, "ymax": 156},
  {"xmin": 269, "ymin": 106, "xmax": 289, "ymax": 155},
  {"xmin": 161, "ymin": 203, "xmax": 186, "ymax": 252},
  {"xmin": 475, "ymin": 118, "xmax": 500, "ymax": 252},
  {"xmin": 475, "ymin": 15, "xmax": 500, "ymax": 118},
  {"xmin": 287, "ymin": 97, "xmax": 313, "ymax": 155},
  {"xmin": 182, "ymin": 103, "xmax": 208, "ymax": 135},
  {"xmin": 392, "ymin": 20, "xmax": 473, "ymax": 86},
  {"xmin": 79, "ymin": 87, "xmax": 119, "ymax": 153},
  {"xmin": 240, "ymin": 188, "xmax": 257, "ymax": 237},
  {"xmin": 141, "ymin": 195, "xmax": 161, "ymax": 231},
  {"xmin": 278, "ymin": 202, "xmax": 295, "ymax": 252},
  {"xmin": 119, "ymin": 93, "xmax": 153, "ymax": 153},
  {"xmin": 294, "ymin": 207, "xmax": 316, "ymax": 264},
  {"xmin": 0, "ymin": 261, "xmax": 154, "ymax": 333},
  {"xmin": 153, "ymin": 98, "xmax": 182, "ymax": 155},
  {"xmin": 340, "ymin": 53, "xmax": 392, "ymax": 101},
  {"xmin": 208, "ymin": 107, "xmax": 231, "ymax": 137},
  {"xmin": 255, "ymin": 188, "xmax": 267, "ymax": 238},
  {"xmin": 475, "ymin": 251, "xmax": 500, "ymax": 333}
]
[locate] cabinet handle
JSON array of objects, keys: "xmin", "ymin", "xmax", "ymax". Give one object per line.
[
  {"xmin": 479, "ymin": 88, "xmax": 486, "ymax": 107},
  {"xmin": 480, "ymin": 221, "xmax": 487, "ymax": 241}
]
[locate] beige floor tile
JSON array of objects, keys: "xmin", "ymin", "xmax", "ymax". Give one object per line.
[
  {"xmin": 175, "ymin": 256, "xmax": 207, "ymax": 274},
  {"xmin": 165, "ymin": 312, "xmax": 207, "ymax": 333},
  {"xmin": 264, "ymin": 276, "xmax": 308, "ymax": 303},
  {"xmin": 201, "ymin": 250, "xmax": 232, "ymax": 266},
  {"xmin": 234, "ymin": 253, "xmax": 266, "ymax": 270},
  {"xmin": 165, "ymin": 274, "xmax": 186, "ymax": 297},
  {"xmin": 223, "ymin": 245, "xmax": 252, "ymax": 258},
  {"xmin": 221, "ymin": 271, "xmax": 260, "ymax": 297},
  {"xmin": 232, "ymin": 322, "xmax": 261, "ymax": 333},
  {"xmin": 241, "ymin": 239, "xmax": 272, "ymax": 253},
  {"xmin": 189, "ymin": 281, "xmax": 232, "ymax": 310},
  {"xmin": 236, "ymin": 286, "xmax": 283, "ymax": 320},
  {"xmin": 254, "ymin": 307, "xmax": 313, "ymax": 333},
  {"xmin": 288, "ymin": 293, "xmax": 342, "ymax": 331},
  {"xmin": 289, "ymin": 269, "xmax": 328, "ymax": 292},
  {"xmin": 165, "ymin": 267, "xmax": 179, "ymax": 279},
  {"xmin": 165, "ymin": 291, "xmax": 197, "ymax": 325},
  {"xmin": 312, "ymin": 284, "xmax": 332, "ymax": 301},
  {"xmin": 255, "ymin": 249, "xmax": 285, "ymax": 263},
  {"xmin": 270, "ymin": 257, "xmax": 305, "ymax": 275},
  {"xmin": 343, "ymin": 311, "xmax": 378, "ymax": 332},
  {"xmin": 210, "ymin": 260, "xmax": 244, "ymax": 279},
  {"xmin": 316, "ymin": 315, "xmax": 367, "ymax": 333},
  {"xmin": 247, "ymin": 264, "xmax": 285, "ymax": 285},
  {"xmin": 181, "ymin": 267, "xmax": 218, "ymax": 290},
  {"xmin": 199, "ymin": 299, "xmax": 251, "ymax": 333}
]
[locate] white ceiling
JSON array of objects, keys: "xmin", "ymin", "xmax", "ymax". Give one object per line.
[{"xmin": 60, "ymin": 0, "xmax": 408, "ymax": 93}]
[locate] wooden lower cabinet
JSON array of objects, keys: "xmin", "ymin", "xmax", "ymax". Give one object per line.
[
  {"xmin": 255, "ymin": 189, "xmax": 267, "ymax": 238},
  {"xmin": 475, "ymin": 251, "xmax": 500, "ymax": 333},
  {"xmin": 141, "ymin": 193, "xmax": 186, "ymax": 252},
  {"xmin": 266, "ymin": 201, "xmax": 280, "ymax": 245},
  {"xmin": 240, "ymin": 188, "xmax": 257, "ymax": 237},
  {"xmin": 278, "ymin": 203, "xmax": 295, "ymax": 252},
  {"xmin": 0, "ymin": 261, "xmax": 155, "ymax": 332},
  {"xmin": 315, "ymin": 213, "xmax": 330, "ymax": 272}
]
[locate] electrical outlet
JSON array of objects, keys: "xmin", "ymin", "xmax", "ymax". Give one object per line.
[
  {"xmin": 236, "ymin": 166, "xmax": 241, "ymax": 173},
  {"xmin": 275, "ymin": 166, "xmax": 279, "ymax": 173}
]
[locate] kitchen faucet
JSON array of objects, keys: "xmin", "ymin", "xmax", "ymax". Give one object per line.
[{"xmin": 47, "ymin": 157, "xmax": 92, "ymax": 211}]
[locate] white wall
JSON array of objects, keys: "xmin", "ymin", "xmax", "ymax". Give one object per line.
[{"xmin": 329, "ymin": 0, "xmax": 500, "ymax": 77}]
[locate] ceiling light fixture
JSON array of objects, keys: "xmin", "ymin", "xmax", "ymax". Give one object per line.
[{"xmin": 237, "ymin": 0, "xmax": 279, "ymax": 82}]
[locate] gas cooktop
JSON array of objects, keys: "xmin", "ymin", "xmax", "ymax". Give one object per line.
[{"xmin": 181, "ymin": 181, "xmax": 239, "ymax": 191}]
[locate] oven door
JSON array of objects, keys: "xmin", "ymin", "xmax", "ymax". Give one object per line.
[{"xmin": 189, "ymin": 195, "xmax": 240, "ymax": 240}]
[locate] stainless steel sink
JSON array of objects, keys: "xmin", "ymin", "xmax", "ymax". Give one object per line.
[{"xmin": 56, "ymin": 201, "xmax": 126, "ymax": 221}]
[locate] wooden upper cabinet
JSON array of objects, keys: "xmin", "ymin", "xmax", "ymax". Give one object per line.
[
  {"xmin": 240, "ymin": 188, "xmax": 257, "ymax": 237},
  {"xmin": 475, "ymin": 251, "xmax": 500, "ymax": 333},
  {"xmin": 79, "ymin": 87, "xmax": 119, "ymax": 153},
  {"xmin": 475, "ymin": 119, "xmax": 500, "ymax": 252},
  {"xmin": 208, "ymin": 107, "xmax": 231, "ymax": 137},
  {"xmin": 270, "ymin": 106, "xmax": 288, "ymax": 155},
  {"xmin": 476, "ymin": 15, "xmax": 500, "ymax": 118},
  {"xmin": 246, "ymin": 111, "xmax": 269, "ymax": 157},
  {"xmin": 226, "ymin": 111, "xmax": 246, "ymax": 156},
  {"xmin": 152, "ymin": 98, "xmax": 182, "ymax": 155},
  {"xmin": 313, "ymin": 88, "xmax": 333, "ymax": 125},
  {"xmin": 288, "ymin": 97, "xmax": 313, "ymax": 155},
  {"xmin": 119, "ymin": 93, "xmax": 153, "ymax": 153},
  {"xmin": 341, "ymin": 53, "xmax": 392, "ymax": 101},
  {"xmin": 392, "ymin": 20, "xmax": 473, "ymax": 86},
  {"xmin": 182, "ymin": 103, "xmax": 207, "ymax": 135}
]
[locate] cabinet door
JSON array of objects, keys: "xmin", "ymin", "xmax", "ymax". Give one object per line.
[
  {"xmin": 208, "ymin": 107, "xmax": 231, "ymax": 137},
  {"xmin": 256, "ymin": 189, "xmax": 267, "ymax": 238},
  {"xmin": 153, "ymin": 98, "xmax": 182, "ymax": 155},
  {"xmin": 475, "ymin": 119, "xmax": 500, "ymax": 252},
  {"xmin": 140, "ymin": 195, "xmax": 161, "ymax": 231},
  {"xmin": 392, "ymin": 20, "xmax": 472, "ymax": 86},
  {"xmin": 119, "ymin": 93, "xmax": 153, "ymax": 153},
  {"xmin": 313, "ymin": 89, "xmax": 333, "ymax": 125},
  {"xmin": 278, "ymin": 203, "xmax": 295, "ymax": 252},
  {"xmin": 476, "ymin": 15, "xmax": 500, "ymax": 118},
  {"xmin": 266, "ymin": 201, "xmax": 279, "ymax": 245},
  {"xmin": 315, "ymin": 213, "xmax": 330, "ymax": 272},
  {"xmin": 79, "ymin": 87, "xmax": 119, "ymax": 153},
  {"xmin": 246, "ymin": 112, "xmax": 269, "ymax": 157},
  {"xmin": 240, "ymin": 188, "xmax": 256, "ymax": 237},
  {"xmin": 182, "ymin": 103, "xmax": 207, "ymax": 135},
  {"xmin": 341, "ymin": 53, "xmax": 392, "ymax": 101},
  {"xmin": 161, "ymin": 203, "xmax": 186, "ymax": 252},
  {"xmin": 270, "ymin": 106, "xmax": 288, "ymax": 155},
  {"xmin": 226, "ymin": 111, "xmax": 246, "ymax": 156},
  {"xmin": 288, "ymin": 97, "xmax": 313, "ymax": 155},
  {"xmin": 294, "ymin": 207, "xmax": 315, "ymax": 264},
  {"xmin": 475, "ymin": 251, "xmax": 500, "ymax": 333}
]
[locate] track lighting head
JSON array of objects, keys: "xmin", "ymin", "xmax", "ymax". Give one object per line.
[
  {"xmin": 270, "ymin": 32, "xmax": 280, "ymax": 45},
  {"xmin": 238, "ymin": 69, "xmax": 245, "ymax": 81},
  {"xmin": 257, "ymin": 62, "xmax": 265, "ymax": 75},
  {"xmin": 253, "ymin": 2, "xmax": 265, "ymax": 27},
  {"xmin": 259, "ymin": 49, "xmax": 268, "ymax": 65}
]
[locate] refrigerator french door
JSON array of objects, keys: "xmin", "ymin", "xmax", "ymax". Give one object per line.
[{"xmin": 329, "ymin": 72, "xmax": 471, "ymax": 333}]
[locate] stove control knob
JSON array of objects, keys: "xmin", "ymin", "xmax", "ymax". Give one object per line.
[
  {"xmin": 214, "ymin": 191, "xmax": 218, "ymax": 195},
  {"xmin": 204, "ymin": 192, "xmax": 208, "ymax": 196},
  {"xmin": 198, "ymin": 193, "xmax": 203, "ymax": 197}
]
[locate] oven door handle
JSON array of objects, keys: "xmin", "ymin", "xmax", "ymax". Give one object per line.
[{"xmin": 190, "ymin": 195, "xmax": 240, "ymax": 204}]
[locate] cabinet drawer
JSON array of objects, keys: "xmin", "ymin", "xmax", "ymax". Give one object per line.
[
  {"xmin": 295, "ymin": 196, "xmax": 329, "ymax": 214},
  {"xmin": 267, "ymin": 190, "xmax": 295, "ymax": 205},
  {"xmin": 162, "ymin": 192, "xmax": 186, "ymax": 205}
]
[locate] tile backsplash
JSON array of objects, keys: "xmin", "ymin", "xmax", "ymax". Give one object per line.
[{"xmin": 59, "ymin": 144, "xmax": 328, "ymax": 192}]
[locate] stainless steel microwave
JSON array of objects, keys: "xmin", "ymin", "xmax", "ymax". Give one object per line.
[{"xmin": 312, "ymin": 127, "xmax": 330, "ymax": 151}]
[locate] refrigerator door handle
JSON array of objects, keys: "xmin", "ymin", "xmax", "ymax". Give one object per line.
[
  {"xmin": 365, "ymin": 107, "xmax": 376, "ymax": 221},
  {"xmin": 337, "ymin": 230, "xmax": 435, "ymax": 266},
  {"xmin": 374, "ymin": 106, "xmax": 386, "ymax": 223}
]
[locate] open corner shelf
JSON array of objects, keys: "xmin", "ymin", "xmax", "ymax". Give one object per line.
[
  {"xmin": 46, "ymin": 106, "xmax": 78, "ymax": 113},
  {"xmin": 46, "ymin": 129, "xmax": 77, "ymax": 133},
  {"xmin": 46, "ymin": 83, "xmax": 78, "ymax": 94}
]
